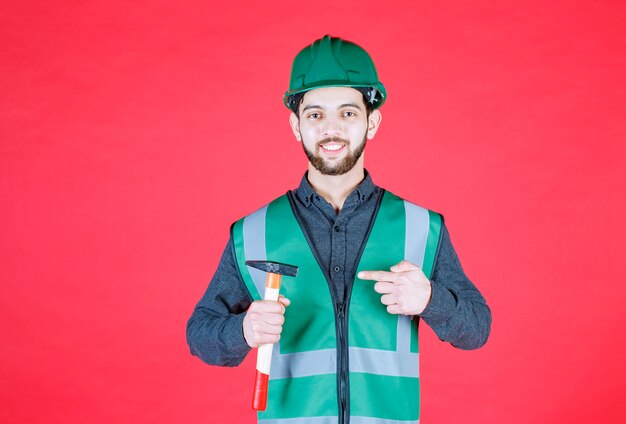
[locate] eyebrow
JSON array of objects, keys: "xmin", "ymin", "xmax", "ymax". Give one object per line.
[
  {"xmin": 301, "ymin": 103, "xmax": 363, "ymax": 113},
  {"xmin": 302, "ymin": 104, "xmax": 321, "ymax": 113}
]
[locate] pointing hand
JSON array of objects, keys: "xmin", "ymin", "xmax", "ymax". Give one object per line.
[{"xmin": 358, "ymin": 260, "xmax": 432, "ymax": 315}]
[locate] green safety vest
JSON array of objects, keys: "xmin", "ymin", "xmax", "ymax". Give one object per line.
[{"xmin": 232, "ymin": 190, "xmax": 442, "ymax": 424}]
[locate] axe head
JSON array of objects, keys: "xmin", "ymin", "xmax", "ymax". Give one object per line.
[{"xmin": 246, "ymin": 260, "xmax": 299, "ymax": 277}]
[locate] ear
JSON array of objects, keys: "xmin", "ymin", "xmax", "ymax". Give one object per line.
[
  {"xmin": 289, "ymin": 113, "xmax": 301, "ymax": 141},
  {"xmin": 366, "ymin": 110, "xmax": 382, "ymax": 140}
]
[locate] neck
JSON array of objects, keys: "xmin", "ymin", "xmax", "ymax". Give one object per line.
[{"xmin": 307, "ymin": 159, "xmax": 365, "ymax": 213}]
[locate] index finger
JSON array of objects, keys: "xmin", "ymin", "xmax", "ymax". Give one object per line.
[
  {"xmin": 357, "ymin": 270, "xmax": 401, "ymax": 283},
  {"xmin": 253, "ymin": 300, "xmax": 286, "ymax": 313}
]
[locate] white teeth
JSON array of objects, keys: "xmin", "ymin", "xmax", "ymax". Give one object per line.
[{"xmin": 322, "ymin": 144, "xmax": 343, "ymax": 151}]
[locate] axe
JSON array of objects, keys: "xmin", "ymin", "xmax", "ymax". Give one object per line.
[{"xmin": 246, "ymin": 260, "xmax": 299, "ymax": 411}]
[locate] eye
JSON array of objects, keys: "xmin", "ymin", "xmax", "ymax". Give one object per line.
[
  {"xmin": 343, "ymin": 111, "xmax": 357, "ymax": 118},
  {"xmin": 307, "ymin": 112, "xmax": 321, "ymax": 119}
]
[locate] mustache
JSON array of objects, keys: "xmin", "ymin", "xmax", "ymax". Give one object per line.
[{"xmin": 317, "ymin": 137, "xmax": 350, "ymax": 146}]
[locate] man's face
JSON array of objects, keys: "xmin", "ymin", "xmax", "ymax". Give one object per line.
[{"xmin": 289, "ymin": 87, "xmax": 381, "ymax": 176}]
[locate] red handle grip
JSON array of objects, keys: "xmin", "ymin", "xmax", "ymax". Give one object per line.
[{"xmin": 252, "ymin": 370, "xmax": 269, "ymax": 411}]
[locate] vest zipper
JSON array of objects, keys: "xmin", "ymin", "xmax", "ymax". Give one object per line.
[
  {"xmin": 337, "ymin": 302, "xmax": 348, "ymax": 424},
  {"xmin": 285, "ymin": 190, "xmax": 385, "ymax": 424},
  {"xmin": 338, "ymin": 189, "xmax": 383, "ymax": 423}
]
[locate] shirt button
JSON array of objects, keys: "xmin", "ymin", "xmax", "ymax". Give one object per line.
[
  {"xmin": 333, "ymin": 266, "xmax": 341, "ymax": 273},
  {"xmin": 334, "ymin": 225, "xmax": 340, "ymax": 232}
]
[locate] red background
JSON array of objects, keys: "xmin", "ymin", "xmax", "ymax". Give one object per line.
[{"xmin": 2, "ymin": 1, "xmax": 625, "ymax": 423}]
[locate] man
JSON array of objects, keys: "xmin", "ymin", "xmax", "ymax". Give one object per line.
[{"xmin": 187, "ymin": 35, "xmax": 491, "ymax": 424}]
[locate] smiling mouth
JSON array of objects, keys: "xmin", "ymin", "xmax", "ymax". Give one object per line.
[
  {"xmin": 318, "ymin": 137, "xmax": 349, "ymax": 156},
  {"xmin": 320, "ymin": 143, "xmax": 346, "ymax": 152}
]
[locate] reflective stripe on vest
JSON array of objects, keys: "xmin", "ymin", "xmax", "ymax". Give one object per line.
[
  {"xmin": 259, "ymin": 418, "xmax": 420, "ymax": 424},
  {"xmin": 232, "ymin": 191, "xmax": 441, "ymax": 423}
]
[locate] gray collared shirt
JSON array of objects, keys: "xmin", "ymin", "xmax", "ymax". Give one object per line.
[
  {"xmin": 291, "ymin": 170, "xmax": 381, "ymax": 303},
  {"xmin": 187, "ymin": 171, "xmax": 492, "ymax": 366}
]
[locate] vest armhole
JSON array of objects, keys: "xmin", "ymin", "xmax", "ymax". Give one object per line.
[
  {"xmin": 430, "ymin": 213, "xmax": 445, "ymax": 279},
  {"xmin": 229, "ymin": 221, "xmax": 254, "ymax": 302}
]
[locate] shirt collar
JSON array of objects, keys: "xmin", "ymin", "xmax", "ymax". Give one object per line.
[{"xmin": 294, "ymin": 169, "xmax": 378, "ymax": 208}]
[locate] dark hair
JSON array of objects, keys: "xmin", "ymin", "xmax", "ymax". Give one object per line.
[{"xmin": 290, "ymin": 90, "xmax": 375, "ymax": 119}]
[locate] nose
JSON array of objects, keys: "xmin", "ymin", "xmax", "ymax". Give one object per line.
[{"xmin": 322, "ymin": 116, "xmax": 342, "ymax": 138}]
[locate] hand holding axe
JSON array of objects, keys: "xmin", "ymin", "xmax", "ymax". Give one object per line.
[{"xmin": 245, "ymin": 260, "xmax": 298, "ymax": 411}]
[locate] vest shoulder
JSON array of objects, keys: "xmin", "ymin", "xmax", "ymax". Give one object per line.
[
  {"xmin": 382, "ymin": 189, "xmax": 442, "ymax": 217},
  {"xmin": 232, "ymin": 193, "xmax": 290, "ymax": 225}
]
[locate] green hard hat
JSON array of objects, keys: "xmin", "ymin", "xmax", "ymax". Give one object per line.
[{"xmin": 284, "ymin": 35, "xmax": 387, "ymax": 110}]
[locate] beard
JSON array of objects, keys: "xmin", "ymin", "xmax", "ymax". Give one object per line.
[{"xmin": 302, "ymin": 135, "xmax": 367, "ymax": 176}]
